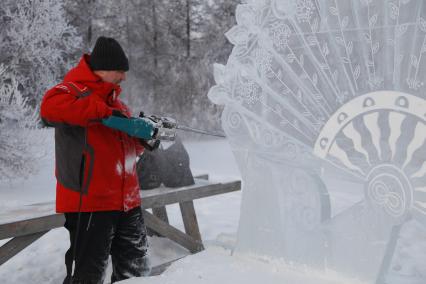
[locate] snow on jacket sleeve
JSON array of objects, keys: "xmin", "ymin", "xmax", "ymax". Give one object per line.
[{"xmin": 40, "ymin": 83, "xmax": 113, "ymax": 127}]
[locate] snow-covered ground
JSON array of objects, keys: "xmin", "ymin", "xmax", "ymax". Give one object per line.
[
  {"xmin": 122, "ymin": 246, "xmax": 367, "ymax": 284},
  {"xmin": 0, "ymin": 132, "xmax": 425, "ymax": 284}
]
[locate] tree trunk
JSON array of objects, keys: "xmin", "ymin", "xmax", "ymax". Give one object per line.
[
  {"xmin": 186, "ymin": 0, "xmax": 191, "ymax": 58},
  {"xmin": 86, "ymin": 0, "xmax": 95, "ymax": 50},
  {"xmin": 152, "ymin": 0, "xmax": 158, "ymax": 69}
]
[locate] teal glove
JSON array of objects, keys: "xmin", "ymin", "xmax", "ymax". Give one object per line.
[{"xmin": 102, "ymin": 115, "xmax": 156, "ymax": 140}]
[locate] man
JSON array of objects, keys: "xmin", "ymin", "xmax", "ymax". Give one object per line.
[{"xmin": 40, "ymin": 36, "xmax": 152, "ymax": 283}]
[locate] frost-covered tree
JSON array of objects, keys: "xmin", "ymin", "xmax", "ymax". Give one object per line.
[
  {"xmin": 0, "ymin": 64, "xmax": 41, "ymax": 179},
  {"xmin": 0, "ymin": 0, "xmax": 81, "ymax": 180},
  {"xmin": 1, "ymin": 0, "xmax": 81, "ymax": 105}
]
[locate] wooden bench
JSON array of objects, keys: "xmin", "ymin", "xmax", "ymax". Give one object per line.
[{"xmin": 0, "ymin": 175, "xmax": 241, "ymax": 274}]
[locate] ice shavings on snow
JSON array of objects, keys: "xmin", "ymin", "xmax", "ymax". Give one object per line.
[{"xmin": 120, "ymin": 246, "xmax": 368, "ymax": 284}]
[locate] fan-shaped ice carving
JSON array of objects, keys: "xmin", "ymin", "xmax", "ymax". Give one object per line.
[{"xmin": 208, "ymin": 0, "xmax": 426, "ymax": 282}]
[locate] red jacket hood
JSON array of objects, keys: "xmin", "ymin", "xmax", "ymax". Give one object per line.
[{"xmin": 64, "ymin": 54, "xmax": 122, "ymax": 101}]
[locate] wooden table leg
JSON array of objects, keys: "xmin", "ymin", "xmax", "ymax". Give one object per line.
[
  {"xmin": 143, "ymin": 210, "xmax": 203, "ymax": 253},
  {"xmin": 0, "ymin": 231, "xmax": 48, "ymax": 266},
  {"xmin": 179, "ymin": 200, "xmax": 204, "ymax": 250}
]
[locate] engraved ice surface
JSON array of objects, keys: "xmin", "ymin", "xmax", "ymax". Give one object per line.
[{"xmin": 208, "ymin": 0, "xmax": 426, "ymax": 282}]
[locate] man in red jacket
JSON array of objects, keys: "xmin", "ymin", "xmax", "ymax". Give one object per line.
[{"xmin": 41, "ymin": 37, "xmax": 151, "ymax": 283}]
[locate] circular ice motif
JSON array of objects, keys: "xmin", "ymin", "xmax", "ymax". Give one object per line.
[{"xmin": 314, "ymin": 92, "xmax": 426, "ymax": 223}]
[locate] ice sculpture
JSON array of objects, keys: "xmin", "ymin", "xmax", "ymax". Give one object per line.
[{"xmin": 208, "ymin": 0, "xmax": 426, "ymax": 282}]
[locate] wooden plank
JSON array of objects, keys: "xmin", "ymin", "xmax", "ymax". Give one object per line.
[
  {"xmin": 152, "ymin": 207, "xmax": 169, "ymax": 224},
  {"xmin": 0, "ymin": 214, "xmax": 64, "ymax": 240},
  {"xmin": 0, "ymin": 179, "xmax": 240, "ymax": 240},
  {"xmin": 179, "ymin": 201, "xmax": 203, "ymax": 248},
  {"xmin": 0, "ymin": 231, "xmax": 48, "ymax": 265},
  {"xmin": 143, "ymin": 210, "xmax": 203, "ymax": 253},
  {"xmin": 147, "ymin": 206, "xmax": 169, "ymax": 237},
  {"xmin": 141, "ymin": 179, "xmax": 241, "ymax": 209}
]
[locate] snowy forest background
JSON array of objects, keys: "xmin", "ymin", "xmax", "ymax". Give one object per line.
[{"xmin": 0, "ymin": 0, "xmax": 239, "ymax": 180}]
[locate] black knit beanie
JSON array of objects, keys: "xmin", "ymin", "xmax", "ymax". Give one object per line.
[{"xmin": 89, "ymin": 36, "xmax": 129, "ymax": 71}]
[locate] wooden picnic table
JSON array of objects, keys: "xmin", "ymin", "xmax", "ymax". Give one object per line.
[{"xmin": 0, "ymin": 175, "xmax": 241, "ymax": 273}]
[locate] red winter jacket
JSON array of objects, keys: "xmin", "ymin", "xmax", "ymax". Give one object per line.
[{"xmin": 40, "ymin": 55, "xmax": 144, "ymax": 213}]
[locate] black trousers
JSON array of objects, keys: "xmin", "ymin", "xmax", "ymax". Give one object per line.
[{"xmin": 63, "ymin": 207, "xmax": 149, "ymax": 284}]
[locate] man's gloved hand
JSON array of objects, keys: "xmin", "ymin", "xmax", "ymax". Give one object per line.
[{"xmin": 102, "ymin": 112, "xmax": 157, "ymax": 140}]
